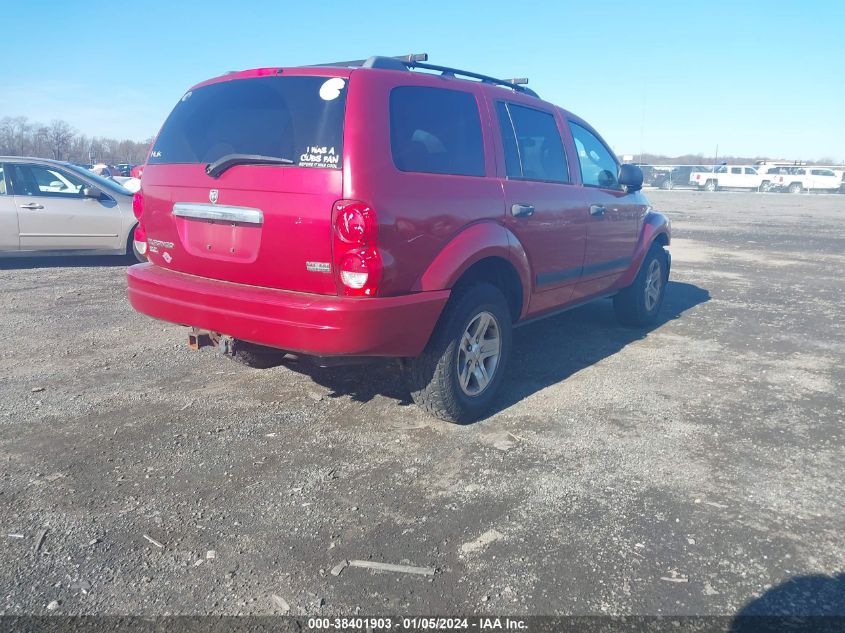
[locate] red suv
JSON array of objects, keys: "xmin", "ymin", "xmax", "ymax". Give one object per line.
[{"xmin": 127, "ymin": 55, "xmax": 670, "ymax": 423}]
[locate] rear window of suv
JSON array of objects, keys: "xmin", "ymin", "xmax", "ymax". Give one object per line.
[{"xmin": 148, "ymin": 76, "xmax": 347, "ymax": 169}]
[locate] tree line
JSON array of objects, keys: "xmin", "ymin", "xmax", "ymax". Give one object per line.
[
  {"xmin": 631, "ymin": 152, "xmax": 841, "ymax": 167},
  {"xmin": 0, "ymin": 116, "xmax": 152, "ymax": 166}
]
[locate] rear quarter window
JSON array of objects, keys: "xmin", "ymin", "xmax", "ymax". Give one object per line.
[
  {"xmin": 389, "ymin": 86, "xmax": 485, "ymax": 177},
  {"xmin": 149, "ymin": 76, "xmax": 347, "ymax": 169}
]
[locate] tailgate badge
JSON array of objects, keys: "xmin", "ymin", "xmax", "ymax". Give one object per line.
[
  {"xmin": 209, "ymin": 189, "xmax": 219, "ymax": 204},
  {"xmin": 306, "ymin": 261, "xmax": 331, "ymax": 273},
  {"xmin": 163, "ymin": 252, "xmax": 172, "ymax": 264}
]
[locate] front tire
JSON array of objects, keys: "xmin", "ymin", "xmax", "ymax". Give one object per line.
[
  {"xmin": 407, "ymin": 283, "xmax": 512, "ymax": 424},
  {"xmin": 703, "ymin": 180, "xmax": 717, "ymax": 192},
  {"xmin": 613, "ymin": 245, "xmax": 668, "ymax": 327},
  {"xmin": 788, "ymin": 182, "xmax": 803, "ymax": 194}
]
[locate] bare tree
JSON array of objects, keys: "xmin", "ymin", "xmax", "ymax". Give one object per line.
[
  {"xmin": 9, "ymin": 116, "xmax": 31, "ymax": 155},
  {"xmin": 47, "ymin": 119, "xmax": 75, "ymax": 161},
  {"xmin": 0, "ymin": 114, "xmax": 152, "ymax": 165}
]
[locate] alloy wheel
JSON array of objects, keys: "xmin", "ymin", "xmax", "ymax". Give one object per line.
[
  {"xmin": 644, "ymin": 259, "xmax": 663, "ymax": 312},
  {"xmin": 456, "ymin": 311, "xmax": 501, "ymax": 396}
]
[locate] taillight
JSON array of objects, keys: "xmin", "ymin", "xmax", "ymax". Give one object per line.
[
  {"xmin": 134, "ymin": 224, "xmax": 148, "ymax": 256},
  {"xmin": 132, "ymin": 191, "xmax": 147, "ymax": 257},
  {"xmin": 132, "ymin": 191, "xmax": 144, "ymax": 220},
  {"xmin": 335, "ymin": 201, "xmax": 377, "ymax": 245},
  {"xmin": 332, "ymin": 200, "xmax": 381, "ymax": 296}
]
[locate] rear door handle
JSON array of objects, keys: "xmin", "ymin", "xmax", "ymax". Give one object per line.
[
  {"xmin": 590, "ymin": 205, "xmax": 606, "ymax": 216},
  {"xmin": 19, "ymin": 203, "xmax": 45, "ymax": 210},
  {"xmin": 511, "ymin": 203, "xmax": 535, "ymax": 218}
]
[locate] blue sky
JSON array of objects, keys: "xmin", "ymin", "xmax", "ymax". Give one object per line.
[{"xmin": 2, "ymin": 0, "xmax": 843, "ymax": 161}]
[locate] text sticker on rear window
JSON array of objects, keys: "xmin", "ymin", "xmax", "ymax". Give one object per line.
[
  {"xmin": 299, "ymin": 146, "xmax": 339, "ymax": 168},
  {"xmin": 319, "ymin": 77, "xmax": 345, "ymax": 101}
]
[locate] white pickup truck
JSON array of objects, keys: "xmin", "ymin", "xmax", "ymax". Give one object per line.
[
  {"xmin": 769, "ymin": 167, "xmax": 843, "ymax": 193},
  {"xmin": 689, "ymin": 165, "xmax": 764, "ymax": 191}
]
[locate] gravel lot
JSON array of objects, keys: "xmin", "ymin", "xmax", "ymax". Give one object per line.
[{"xmin": 1, "ymin": 190, "xmax": 843, "ymax": 618}]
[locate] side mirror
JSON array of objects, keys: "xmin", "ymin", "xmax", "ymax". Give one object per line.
[
  {"xmin": 618, "ymin": 164, "xmax": 643, "ymax": 192},
  {"xmin": 82, "ymin": 186, "xmax": 101, "ymax": 199}
]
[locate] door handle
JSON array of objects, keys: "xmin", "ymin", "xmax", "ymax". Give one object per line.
[
  {"xmin": 511, "ymin": 203, "xmax": 535, "ymax": 218},
  {"xmin": 590, "ymin": 205, "xmax": 606, "ymax": 216},
  {"xmin": 19, "ymin": 203, "xmax": 45, "ymax": 210}
]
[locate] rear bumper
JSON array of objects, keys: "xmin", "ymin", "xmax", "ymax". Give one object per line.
[{"xmin": 127, "ymin": 263, "xmax": 449, "ymax": 357}]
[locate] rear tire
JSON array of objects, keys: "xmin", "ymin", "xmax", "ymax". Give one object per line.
[
  {"xmin": 613, "ymin": 245, "xmax": 668, "ymax": 327},
  {"xmin": 406, "ymin": 283, "xmax": 512, "ymax": 424},
  {"xmin": 703, "ymin": 180, "xmax": 717, "ymax": 192}
]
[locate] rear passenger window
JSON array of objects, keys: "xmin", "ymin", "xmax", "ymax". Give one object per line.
[
  {"xmin": 496, "ymin": 102, "xmax": 568, "ymax": 183},
  {"xmin": 0, "ymin": 166, "xmax": 6, "ymax": 195},
  {"xmin": 568, "ymin": 122, "xmax": 620, "ymax": 189},
  {"xmin": 390, "ymin": 87, "xmax": 484, "ymax": 177}
]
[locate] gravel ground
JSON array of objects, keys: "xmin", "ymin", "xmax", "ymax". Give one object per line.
[{"xmin": 0, "ymin": 190, "xmax": 843, "ymax": 618}]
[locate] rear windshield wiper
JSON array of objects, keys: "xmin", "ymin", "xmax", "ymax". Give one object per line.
[{"xmin": 205, "ymin": 153, "xmax": 294, "ymax": 178}]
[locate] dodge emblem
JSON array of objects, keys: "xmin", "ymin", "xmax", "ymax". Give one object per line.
[{"xmin": 209, "ymin": 189, "xmax": 219, "ymax": 204}]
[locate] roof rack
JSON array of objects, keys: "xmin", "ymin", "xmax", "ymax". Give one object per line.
[{"xmin": 309, "ymin": 54, "xmax": 539, "ymax": 98}]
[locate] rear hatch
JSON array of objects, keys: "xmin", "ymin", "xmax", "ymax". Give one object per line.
[{"xmin": 142, "ymin": 71, "xmax": 349, "ymax": 295}]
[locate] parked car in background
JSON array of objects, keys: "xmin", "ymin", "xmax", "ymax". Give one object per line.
[
  {"xmin": 130, "ymin": 164, "xmax": 145, "ymax": 179},
  {"xmin": 651, "ymin": 165, "xmax": 708, "ymax": 189},
  {"xmin": 114, "ymin": 163, "xmax": 135, "ymax": 177},
  {"xmin": 753, "ymin": 165, "xmax": 792, "ymax": 192},
  {"xmin": 0, "ymin": 157, "xmax": 144, "ymax": 261},
  {"xmin": 127, "ymin": 54, "xmax": 670, "ymax": 423},
  {"xmin": 771, "ymin": 167, "xmax": 842, "ymax": 193},
  {"xmin": 690, "ymin": 165, "xmax": 763, "ymax": 191}
]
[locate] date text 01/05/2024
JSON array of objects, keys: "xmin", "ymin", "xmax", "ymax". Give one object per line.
[{"xmin": 305, "ymin": 617, "xmax": 528, "ymax": 630}]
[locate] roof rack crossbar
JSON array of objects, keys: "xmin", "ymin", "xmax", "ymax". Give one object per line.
[
  {"xmin": 310, "ymin": 53, "xmax": 428, "ymax": 68},
  {"xmin": 404, "ymin": 61, "xmax": 538, "ymax": 97},
  {"xmin": 306, "ymin": 54, "xmax": 539, "ymax": 98}
]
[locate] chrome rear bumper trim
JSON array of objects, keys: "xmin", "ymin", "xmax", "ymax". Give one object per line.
[{"xmin": 172, "ymin": 203, "xmax": 263, "ymax": 225}]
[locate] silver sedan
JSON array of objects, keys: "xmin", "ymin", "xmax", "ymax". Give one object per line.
[{"xmin": 0, "ymin": 156, "xmax": 143, "ymax": 261}]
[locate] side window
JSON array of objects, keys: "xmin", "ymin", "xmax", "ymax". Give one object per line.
[
  {"xmin": 731, "ymin": 167, "xmax": 741, "ymax": 174},
  {"xmin": 11, "ymin": 164, "xmax": 85, "ymax": 198},
  {"xmin": 745, "ymin": 167, "xmax": 757, "ymax": 174},
  {"xmin": 496, "ymin": 102, "xmax": 569, "ymax": 183},
  {"xmin": 568, "ymin": 121, "xmax": 619, "ymax": 189},
  {"xmin": 389, "ymin": 86, "xmax": 484, "ymax": 177},
  {"xmin": 0, "ymin": 166, "xmax": 6, "ymax": 196}
]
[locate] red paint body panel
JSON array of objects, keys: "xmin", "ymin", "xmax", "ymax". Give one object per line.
[
  {"xmin": 127, "ymin": 263, "xmax": 448, "ymax": 357},
  {"xmin": 142, "ymin": 158, "xmax": 342, "ymax": 295},
  {"xmin": 614, "ymin": 211, "xmax": 671, "ymax": 288},
  {"xmin": 342, "ymin": 70, "xmax": 505, "ymax": 296}
]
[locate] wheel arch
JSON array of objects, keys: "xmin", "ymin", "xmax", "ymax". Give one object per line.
[
  {"xmin": 125, "ymin": 221, "xmax": 139, "ymax": 254},
  {"xmin": 415, "ymin": 221, "xmax": 531, "ymax": 321},
  {"xmin": 615, "ymin": 210, "xmax": 671, "ymax": 289}
]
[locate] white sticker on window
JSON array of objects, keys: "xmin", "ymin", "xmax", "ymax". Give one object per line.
[
  {"xmin": 299, "ymin": 146, "xmax": 339, "ymax": 168},
  {"xmin": 319, "ymin": 77, "xmax": 345, "ymax": 101}
]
